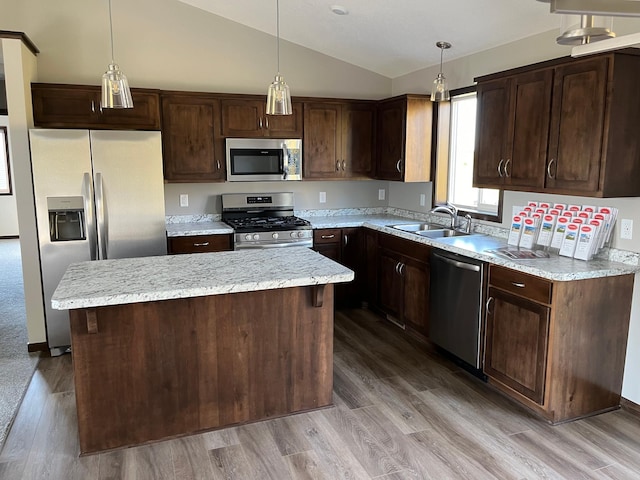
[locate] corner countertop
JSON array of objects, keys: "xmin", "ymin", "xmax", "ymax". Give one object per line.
[{"xmin": 52, "ymin": 247, "xmax": 354, "ymax": 310}]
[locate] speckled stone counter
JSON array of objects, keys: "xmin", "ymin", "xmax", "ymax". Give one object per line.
[
  {"xmin": 166, "ymin": 221, "xmax": 233, "ymax": 237},
  {"xmin": 52, "ymin": 247, "xmax": 354, "ymax": 309}
]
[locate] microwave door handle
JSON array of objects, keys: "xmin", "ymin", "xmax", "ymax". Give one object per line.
[{"xmin": 282, "ymin": 143, "xmax": 288, "ymax": 180}]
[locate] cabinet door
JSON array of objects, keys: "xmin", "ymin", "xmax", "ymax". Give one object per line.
[
  {"xmin": 401, "ymin": 256, "xmax": 430, "ymax": 336},
  {"xmin": 100, "ymin": 91, "xmax": 161, "ymax": 130},
  {"xmin": 342, "ymin": 103, "xmax": 375, "ymax": 178},
  {"xmin": 484, "ymin": 287, "xmax": 550, "ymax": 404},
  {"xmin": 32, "ymin": 85, "xmax": 100, "ymax": 127},
  {"xmin": 168, "ymin": 234, "xmax": 232, "ymax": 254},
  {"xmin": 507, "ymin": 70, "xmax": 553, "ymax": 189},
  {"xmin": 340, "ymin": 228, "xmax": 364, "ymax": 305},
  {"xmin": 364, "ymin": 229, "xmax": 379, "ymax": 307},
  {"xmin": 221, "ymin": 99, "xmax": 264, "ymax": 137},
  {"xmin": 265, "ymin": 101, "xmax": 303, "ymax": 138},
  {"xmin": 546, "ymin": 58, "xmax": 608, "ymax": 193},
  {"xmin": 378, "ymin": 248, "xmax": 403, "ymax": 322},
  {"xmin": 376, "ymin": 99, "xmax": 405, "ymax": 181},
  {"xmin": 162, "ymin": 95, "xmax": 224, "ymax": 182},
  {"xmin": 303, "ymin": 103, "xmax": 342, "ymax": 179},
  {"xmin": 473, "ymin": 78, "xmax": 511, "ymax": 188}
]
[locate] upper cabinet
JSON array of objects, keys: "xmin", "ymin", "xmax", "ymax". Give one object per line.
[
  {"xmin": 221, "ymin": 97, "xmax": 303, "ymax": 138},
  {"xmin": 303, "ymin": 101, "xmax": 375, "ymax": 179},
  {"xmin": 376, "ymin": 95, "xmax": 433, "ymax": 182},
  {"xmin": 474, "ymin": 52, "xmax": 640, "ymax": 197},
  {"xmin": 161, "ymin": 93, "xmax": 225, "ymax": 183},
  {"xmin": 31, "ymin": 83, "xmax": 161, "ymax": 130}
]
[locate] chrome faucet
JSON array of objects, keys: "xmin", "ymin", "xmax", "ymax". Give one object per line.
[{"xmin": 431, "ymin": 204, "xmax": 458, "ymax": 229}]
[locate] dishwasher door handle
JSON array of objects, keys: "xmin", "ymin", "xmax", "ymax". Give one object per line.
[{"xmin": 432, "ymin": 252, "xmax": 481, "ymax": 272}]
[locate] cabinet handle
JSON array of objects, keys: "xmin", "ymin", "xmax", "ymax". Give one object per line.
[
  {"xmin": 511, "ymin": 282, "xmax": 525, "ymax": 288},
  {"xmin": 216, "ymin": 159, "xmax": 221, "ymax": 170},
  {"xmin": 264, "ymin": 116, "xmax": 269, "ymax": 129},
  {"xmin": 547, "ymin": 158, "xmax": 555, "ymax": 179},
  {"xmin": 497, "ymin": 159, "xmax": 504, "ymax": 178},
  {"xmin": 342, "ymin": 160, "xmax": 346, "ymax": 171},
  {"xmin": 395, "ymin": 262, "xmax": 401, "ymax": 275},
  {"xmin": 321, "ymin": 234, "xmax": 335, "ymax": 239},
  {"xmin": 91, "ymin": 100, "xmax": 96, "ymax": 113},
  {"xmin": 344, "ymin": 234, "xmax": 348, "ymax": 246},
  {"xmin": 258, "ymin": 117, "xmax": 263, "ymax": 129},
  {"xmin": 396, "ymin": 159, "xmax": 403, "ymax": 173},
  {"xmin": 336, "ymin": 160, "xmax": 341, "ymax": 172},
  {"xmin": 193, "ymin": 242, "xmax": 210, "ymax": 247},
  {"xmin": 504, "ymin": 158, "xmax": 511, "ymax": 178},
  {"xmin": 486, "ymin": 296, "xmax": 494, "ymax": 315},
  {"xmin": 399, "ymin": 263, "xmax": 405, "ymax": 276}
]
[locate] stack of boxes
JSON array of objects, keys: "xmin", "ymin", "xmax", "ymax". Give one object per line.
[{"xmin": 508, "ymin": 202, "xmax": 618, "ymax": 261}]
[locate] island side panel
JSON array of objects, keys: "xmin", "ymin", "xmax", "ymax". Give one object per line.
[{"xmin": 69, "ymin": 285, "xmax": 334, "ymax": 454}]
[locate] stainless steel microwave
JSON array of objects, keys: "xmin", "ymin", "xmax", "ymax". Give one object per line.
[{"xmin": 225, "ymin": 138, "xmax": 302, "ymax": 182}]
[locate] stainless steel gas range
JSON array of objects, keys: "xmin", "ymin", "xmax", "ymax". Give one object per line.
[{"xmin": 221, "ymin": 192, "xmax": 313, "ymax": 250}]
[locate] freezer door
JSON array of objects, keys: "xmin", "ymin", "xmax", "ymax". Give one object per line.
[
  {"xmin": 29, "ymin": 129, "xmax": 95, "ymax": 352},
  {"xmin": 90, "ymin": 131, "xmax": 167, "ymax": 259}
]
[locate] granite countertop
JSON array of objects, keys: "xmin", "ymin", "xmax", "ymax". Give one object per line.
[
  {"xmin": 166, "ymin": 221, "xmax": 233, "ymax": 237},
  {"xmin": 52, "ymin": 247, "xmax": 354, "ymax": 310}
]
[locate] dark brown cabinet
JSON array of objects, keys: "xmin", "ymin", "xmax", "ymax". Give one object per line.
[
  {"xmin": 303, "ymin": 101, "xmax": 375, "ymax": 179},
  {"xmin": 474, "ymin": 52, "xmax": 640, "ymax": 197},
  {"xmin": 376, "ymin": 95, "xmax": 432, "ymax": 182},
  {"xmin": 221, "ymin": 97, "xmax": 303, "ymax": 138},
  {"xmin": 32, "ymin": 83, "xmax": 161, "ymax": 130},
  {"xmin": 484, "ymin": 264, "xmax": 634, "ymax": 423},
  {"xmin": 313, "ymin": 228, "xmax": 364, "ymax": 306},
  {"xmin": 376, "ymin": 233, "xmax": 430, "ymax": 337},
  {"xmin": 161, "ymin": 93, "xmax": 225, "ymax": 182},
  {"xmin": 167, "ymin": 234, "xmax": 232, "ymax": 254}
]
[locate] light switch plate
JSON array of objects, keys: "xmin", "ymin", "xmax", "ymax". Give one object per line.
[
  {"xmin": 319, "ymin": 191, "xmax": 326, "ymax": 203},
  {"xmin": 621, "ymin": 219, "xmax": 633, "ymax": 240},
  {"xmin": 378, "ymin": 189, "xmax": 386, "ymax": 201},
  {"xmin": 179, "ymin": 194, "xmax": 189, "ymax": 207}
]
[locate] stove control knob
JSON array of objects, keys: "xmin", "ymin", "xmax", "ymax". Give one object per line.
[
  {"xmin": 272, "ymin": 233, "xmax": 279, "ymax": 239},
  {"xmin": 290, "ymin": 232, "xmax": 296, "ymax": 238},
  {"xmin": 253, "ymin": 234, "xmax": 260, "ymax": 241},
  {"xmin": 245, "ymin": 234, "xmax": 252, "ymax": 241}
]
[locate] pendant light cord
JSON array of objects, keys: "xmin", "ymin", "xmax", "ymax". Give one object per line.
[
  {"xmin": 439, "ymin": 45, "xmax": 443, "ymax": 75},
  {"xmin": 276, "ymin": 0, "xmax": 281, "ymax": 74},
  {"xmin": 108, "ymin": 0, "xmax": 115, "ymax": 63}
]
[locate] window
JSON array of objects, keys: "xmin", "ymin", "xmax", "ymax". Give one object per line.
[
  {"xmin": 0, "ymin": 127, "xmax": 11, "ymax": 195},
  {"xmin": 433, "ymin": 88, "xmax": 502, "ymax": 222}
]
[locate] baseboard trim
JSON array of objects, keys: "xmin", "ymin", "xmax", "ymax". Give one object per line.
[
  {"xmin": 621, "ymin": 397, "xmax": 640, "ymax": 417},
  {"xmin": 28, "ymin": 342, "xmax": 49, "ymax": 354}
]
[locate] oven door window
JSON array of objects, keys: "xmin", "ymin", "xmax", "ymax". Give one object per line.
[{"xmin": 230, "ymin": 149, "xmax": 283, "ymax": 175}]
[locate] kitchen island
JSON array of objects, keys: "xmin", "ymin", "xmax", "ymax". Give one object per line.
[{"xmin": 52, "ymin": 247, "xmax": 353, "ymax": 454}]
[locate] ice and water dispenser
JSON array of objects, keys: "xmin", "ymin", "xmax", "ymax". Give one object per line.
[{"xmin": 47, "ymin": 196, "xmax": 86, "ymax": 242}]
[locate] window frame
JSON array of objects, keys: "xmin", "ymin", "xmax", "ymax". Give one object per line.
[
  {"xmin": 432, "ymin": 86, "xmax": 503, "ymax": 223},
  {"xmin": 0, "ymin": 126, "xmax": 11, "ymax": 196}
]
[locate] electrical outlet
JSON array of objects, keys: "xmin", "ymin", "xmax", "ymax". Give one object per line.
[
  {"xmin": 378, "ymin": 189, "xmax": 386, "ymax": 201},
  {"xmin": 419, "ymin": 194, "xmax": 426, "ymax": 207},
  {"xmin": 319, "ymin": 191, "xmax": 326, "ymax": 203},
  {"xmin": 621, "ymin": 219, "xmax": 633, "ymax": 240},
  {"xmin": 179, "ymin": 194, "xmax": 189, "ymax": 207}
]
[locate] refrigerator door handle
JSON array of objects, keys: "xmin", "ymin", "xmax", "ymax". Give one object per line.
[
  {"xmin": 95, "ymin": 172, "xmax": 108, "ymax": 260},
  {"xmin": 82, "ymin": 173, "xmax": 98, "ymax": 260}
]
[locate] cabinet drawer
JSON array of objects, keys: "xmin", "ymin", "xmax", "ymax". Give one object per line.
[
  {"xmin": 168, "ymin": 234, "xmax": 232, "ymax": 254},
  {"xmin": 314, "ymin": 229, "xmax": 341, "ymax": 244},
  {"xmin": 489, "ymin": 265, "xmax": 552, "ymax": 304},
  {"xmin": 378, "ymin": 232, "xmax": 430, "ymax": 263}
]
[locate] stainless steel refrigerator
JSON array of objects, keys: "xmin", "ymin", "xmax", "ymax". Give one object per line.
[{"xmin": 29, "ymin": 129, "xmax": 167, "ymax": 355}]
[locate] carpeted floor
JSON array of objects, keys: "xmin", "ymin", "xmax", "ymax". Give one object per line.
[{"xmin": 0, "ymin": 239, "xmax": 40, "ymax": 448}]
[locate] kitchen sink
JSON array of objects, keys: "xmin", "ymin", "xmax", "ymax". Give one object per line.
[
  {"xmin": 416, "ymin": 229, "xmax": 470, "ymax": 238},
  {"xmin": 391, "ymin": 223, "xmax": 446, "ymax": 233}
]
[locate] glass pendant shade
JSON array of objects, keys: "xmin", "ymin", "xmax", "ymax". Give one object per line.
[
  {"xmin": 101, "ymin": 63, "xmax": 133, "ymax": 109},
  {"xmin": 266, "ymin": 74, "xmax": 292, "ymax": 115},
  {"xmin": 431, "ymin": 73, "xmax": 450, "ymax": 102},
  {"xmin": 100, "ymin": 0, "xmax": 133, "ymax": 109}
]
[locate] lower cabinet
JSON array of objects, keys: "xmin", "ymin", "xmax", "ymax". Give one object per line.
[
  {"xmin": 485, "ymin": 264, "xmax": 634, "ymax": 423},
  {"xmin": 313, "ymin": 228, "xmax": 363, "ymax": 307},
  {"xmin": 376, "ymin": 232, "xmax": 430, "ymax": 337},
  {"xmin": 167, "ymin": 234, "xmax": 232, "ymax": 254}
]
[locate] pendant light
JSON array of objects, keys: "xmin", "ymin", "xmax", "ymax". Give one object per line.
[
  {"xmin": 101, "ymin": 0, "xmax": 133, "ymax": 109},
  {"xmin": 431, "ymin": 41, "xmax": 451, "ymax": 102},
  {"xmin": 266, "ymin": 0, "xmax": 292, "ymax": 115}
]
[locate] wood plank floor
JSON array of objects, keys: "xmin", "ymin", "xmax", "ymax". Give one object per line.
[{"xmin": 2, "ymin": 308, "xmax": 640, "ymax": 479}]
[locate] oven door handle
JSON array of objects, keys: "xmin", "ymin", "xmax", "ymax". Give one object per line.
[{"xmin": 235, "ymin": 241, "xmax": 312, "ymax": 250}]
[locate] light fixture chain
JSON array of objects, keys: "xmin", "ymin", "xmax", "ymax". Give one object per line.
[
  {"xmin": 108, "ymin": 0, "xmax": 115, "ymax": 63},
  {"xmin": 276, "ymin": 0, "xmax": 280, "ymax": 74}
]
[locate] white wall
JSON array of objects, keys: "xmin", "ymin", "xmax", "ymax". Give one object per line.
[{"xmin": 0, "ymin": 115, "xmax": 20, "ymax": 236}]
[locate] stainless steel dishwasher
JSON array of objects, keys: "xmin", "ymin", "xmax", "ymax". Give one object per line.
[{"xmin": 429, "ymin": 248, "xmax": 486, "ymax": 372}]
